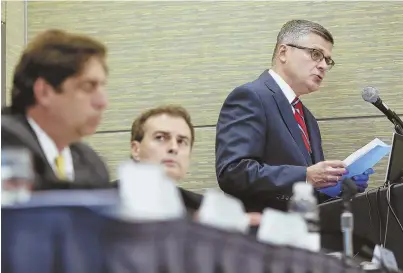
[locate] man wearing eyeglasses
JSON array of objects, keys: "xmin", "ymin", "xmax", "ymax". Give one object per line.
[{"xmin": 215, "ymin": 19, "xmax": 373, "ymax": 213}]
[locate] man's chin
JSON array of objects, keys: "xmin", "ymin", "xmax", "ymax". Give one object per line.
[
  {"xmin": 164, "ymin": 168, "xmax": 182, "ymax": 183},
  {"xmin": 79, "ymin": 124, "xmax": 99, "ymax": 137},
  {"xmin": 307, "ymin": 83, "xmax": 320, "ymax": 94},
  {"xmin": 85, "ymin": 117, "xmax": 102, "ymax": 133}
]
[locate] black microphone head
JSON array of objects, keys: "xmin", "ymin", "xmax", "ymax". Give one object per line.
[
  {"xmin": 362, "ymin": 86, "xmax": 380, "ymax": 104},
  {"xmin": 342, "ymin": 178, "xmax": 358, "ymax": 200}
]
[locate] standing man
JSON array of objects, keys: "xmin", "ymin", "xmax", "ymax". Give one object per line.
[
  {"xmin": 2, "ymin": 29, "xmax": 110, "ymax": 188},
  {"xmin": 215, "ymin": 20, "xmax": 372, "ymax": 212}
]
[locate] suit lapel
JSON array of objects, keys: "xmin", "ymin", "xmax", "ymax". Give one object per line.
[
  {"xmin": 11, "ymin": 116, "xmax": 47, "ymax": 157},
  {"xmin": 264, "ymin": 74, "xmax": 311, "ymax": 165},
  {"xmin": 303, "ymin": 107, "xmax": 322, "ymax": 164},
  {"xmin": 3, "ymin": 115, "xmax": 59, "ymax": 180},
  {"xmin": 70, "ymin": 144, "xmax": 103, "ymax": 184},
  {"xmin": 70, "ymin": 146, "xmax": 89, "ymax": 182}
]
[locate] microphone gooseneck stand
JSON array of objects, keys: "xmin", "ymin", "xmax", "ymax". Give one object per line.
[
  {"xmin": 340, "ymin": 179, "xmax": 358, "ymax": 268},
  {"xmin": 341, "ymin": 202, "xmax": 354, "ymax": 258},
  {"xmin": 392, "ymin": 120, "xmax": 403, "ymax": 135}
]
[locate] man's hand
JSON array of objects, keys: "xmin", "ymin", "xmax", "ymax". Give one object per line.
[
  {"xmin": 307, "ymin": 160, "xmax": 347, "ymax": 189},
  {"xmin": 352, "ymin": 168, "xmax": 374, "ymax": 193},
  {"xmin": 246, "ymin": 212, "xmax": 261, "ymax": 226},
  {"xmin": 193, "ymin": 211, "xmax": 261, "ymax": 226},
  {"xmin": 318, "ymin": 168, "xmax": 375, "ymax": 197}
]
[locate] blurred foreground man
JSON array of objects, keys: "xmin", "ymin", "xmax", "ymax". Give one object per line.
[
  {"xmin": 128, "ymin": 105, "xmax": 261, "ymax": 225},
  {"xmin": 2, "ymin": 29, "xmax": 110, "ymax": 188},
  {"xmin": 215, "ymin": 20, "xmax": 373, "ymax": 212}
]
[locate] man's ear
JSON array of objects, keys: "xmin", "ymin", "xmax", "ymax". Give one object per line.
[
  {"xmin": 33, "ymin": 78, "xmax": 53, "ymax": 107},
  {"xmin": 278, "ymin": 44, "xmax": 288, "ymax": 64},
  {"xmin": 130, "ymin": 140, "xmax": 141, "ymax": 161}
]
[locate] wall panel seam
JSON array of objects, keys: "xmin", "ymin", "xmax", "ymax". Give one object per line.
[{"xmin": 91, "ymin": 114, "xmax": 402, "ymax": 135}]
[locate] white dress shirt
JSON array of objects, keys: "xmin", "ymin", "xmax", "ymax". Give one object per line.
[
  {"xmin": 27, "ymin": 117, "xmax": 74, "ymax": 180},
  {"xmin": 269, "ymin": 69, "xmax": 298, "ymax": 114}
]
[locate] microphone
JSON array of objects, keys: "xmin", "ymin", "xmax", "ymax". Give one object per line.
[
  {"xmin": 362, "ymin": 86, "xmax": 403, "ymax": 134},
  {"xmin": 341, "ymin": 178, "xmax": 358, "ymax": 208},
  {"xmin": 340, "ymin": 178, "xmax": 358, "ymax": 258}
]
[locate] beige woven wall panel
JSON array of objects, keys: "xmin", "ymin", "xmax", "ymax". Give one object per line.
[
  {"xmin": 85, "ymin": 116, "xmax": 399, "ymax": 192},
  {"xmin": 1, "ymin": 1, "xmax": 5, "ymax": 21},
  {"xmin": 27, "ymin": 2, "xmax": 403, "ymax": 131},
  {"xmin": 5, "ymin": 1, "xmax": 25, "ymax": 105}
]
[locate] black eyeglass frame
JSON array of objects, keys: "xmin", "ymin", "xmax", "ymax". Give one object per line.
[{"xmin": 286, "ymin": 44, "xmax": 335, "ymax": 69}]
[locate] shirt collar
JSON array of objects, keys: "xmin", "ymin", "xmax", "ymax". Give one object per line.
[
  {"xmin": 269, "ymin": 69, "xmax": 298, "ymax": 104},
  {"xmin": 27, "ymin": 116, "xmax": 66, "ymax": 162}
]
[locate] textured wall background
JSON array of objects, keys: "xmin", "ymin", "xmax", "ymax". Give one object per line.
[
  {"xmin": 2, "ymin": 1, "xmax": 26, "ymax": 106},
  {"xmin": 8, "ymin": 1, "xmax": 402, "ymax": 191}
]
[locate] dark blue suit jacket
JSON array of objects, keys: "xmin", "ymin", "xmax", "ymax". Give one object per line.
[{"xmin": 215, "ymin": 70, "xmax": 325, "ymax": 212}]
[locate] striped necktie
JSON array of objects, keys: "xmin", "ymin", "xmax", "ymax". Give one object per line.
[
  {"xmin": 55, "ymin": 155, "xmax": 66, "ymax": 179},
  {"xmin": 291, "ymin": 97, "xmax": 312, "ymax": 154}
]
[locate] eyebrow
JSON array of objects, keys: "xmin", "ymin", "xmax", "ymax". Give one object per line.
[
  {"xmin": 311, "ymin": 46, "xmax": 324, "ymax": 52},
  {"xmin": 178, "ymin": 135, "xmax": 190, "ymax": 142},
  {"xmin": 153, "ymin": 131, "xmax": 190, "ymax": 140},
  {"xmin": 311, "ymin": 46, "xmax": 332, "ymax": 58},
  {"xmin": 80, "ymin": 79, "xmax": 107, "ymax": 86}
]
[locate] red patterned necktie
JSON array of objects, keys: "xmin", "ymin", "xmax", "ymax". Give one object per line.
[{"xmin": 291, "ymin": 97, "xmax": 312, "ymax": 154}]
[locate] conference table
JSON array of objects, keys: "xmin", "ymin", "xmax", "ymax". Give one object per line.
[{"xmin": 2, "ymin": 189, "xmax": 381, "ymax": 273}]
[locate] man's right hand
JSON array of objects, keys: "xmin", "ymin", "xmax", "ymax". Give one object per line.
[{"xmin": 306, "ymin": 160, "xmax": 347, "ymax": 189}]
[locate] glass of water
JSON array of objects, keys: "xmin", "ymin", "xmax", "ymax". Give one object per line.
[{"xmin": 1, "ymin": 147, "xmax": 34, "ymax": 205}]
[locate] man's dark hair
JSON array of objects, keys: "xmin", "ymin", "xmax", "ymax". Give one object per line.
[
  {"xmin": 10, "ymin": 29, "xmax": 107, "ymax": 114},
  {"xmin": 130, "ymin": 105, "xmax": 195, "ymax": 147}
]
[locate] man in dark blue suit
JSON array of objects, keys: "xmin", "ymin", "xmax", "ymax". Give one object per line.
[{"xmin": 215, "ymin": 20, "xmax": 372, "ymax": 213}]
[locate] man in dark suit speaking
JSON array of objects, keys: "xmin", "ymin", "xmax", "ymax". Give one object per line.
[
  {"xmin": 2, "ymin": 29, "xmax": 110, "ymax": 189},
  {"xmin": 215, "ymin": 20, "xmax": 373, "ymax": 212}
]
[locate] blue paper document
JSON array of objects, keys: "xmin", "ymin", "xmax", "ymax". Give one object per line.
[
  {"xmin": 343, "ymin": 138, "xmax": 391, "ymax": 179},
  {"xmin": 319, "ymin": 138, "xmax": 391, "ymax": 197}
]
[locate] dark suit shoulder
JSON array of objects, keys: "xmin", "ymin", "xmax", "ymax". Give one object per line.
[
  {"xmin": 72, "ymin": 141, "xmax": 103, "ymax": 160},
  {"xmin": 2, "ymin": 114, "xmax": 27, "ymax": 134},
  {"xmin": 178, "ymin": 187, "xmax": 203, "ymax": 212},
  {"xmin": 222, "ymin": 81, "xmax": 276, "ymax": 124},
  {"xmin": 226, "ymin": 84, "xmax": 269, "ymax": 107},
  {"xmin": 229, "ymin": 73, "xmax": 277, "ymax": 102},
  {"xmin": 71, "ymin": 141, "xmax": 106, "ymax": 163},
  {"xmin": 70, "ymin": 141, "xmax": 110, "ymax": 184},
  {"xmin": 1, "ymin": 114, "xmax": 39, "ymax": 149}
]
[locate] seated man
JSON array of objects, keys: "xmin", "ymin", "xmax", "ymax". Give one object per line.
[
  {"xmin": 126, "ymin": 105, "xmax": 261, "ymax": 225},
  {"xmin": 2, "ymin": 29, "xmax": 110, "ymax": 189}
]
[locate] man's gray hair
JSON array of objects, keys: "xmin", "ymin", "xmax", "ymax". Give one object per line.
[{"xmin": 272, "ymin": 19, "xmax": 334, "ymax": 62}]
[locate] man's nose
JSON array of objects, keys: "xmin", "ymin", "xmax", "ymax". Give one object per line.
[
  {"xmin": 168, "ymin": 140, "xmax": 179, "ymax": 154},
  {"xmin": 317, "ymin": 58, "xmax": 329, "ymax": 72},
  {"xmin": 93, "ymin": 89, "xmax": 108, "ymax": 110}
]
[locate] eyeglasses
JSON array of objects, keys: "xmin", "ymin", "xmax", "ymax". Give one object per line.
[{"xmin": 286, "ymin": 44, "xmax": 335, "ymax": 70}]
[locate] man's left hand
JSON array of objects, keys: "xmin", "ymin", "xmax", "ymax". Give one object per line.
[
  {"xmin": 193, "ymin": 211, "xmax": 262, "ymax": 226},
  {"xmin": 246, "ymin": 212, "xmax": 262, "ymax": 226},
  {"xmin": 352, "ymin": 168, "xmax": 375, "ymax": 193}
]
